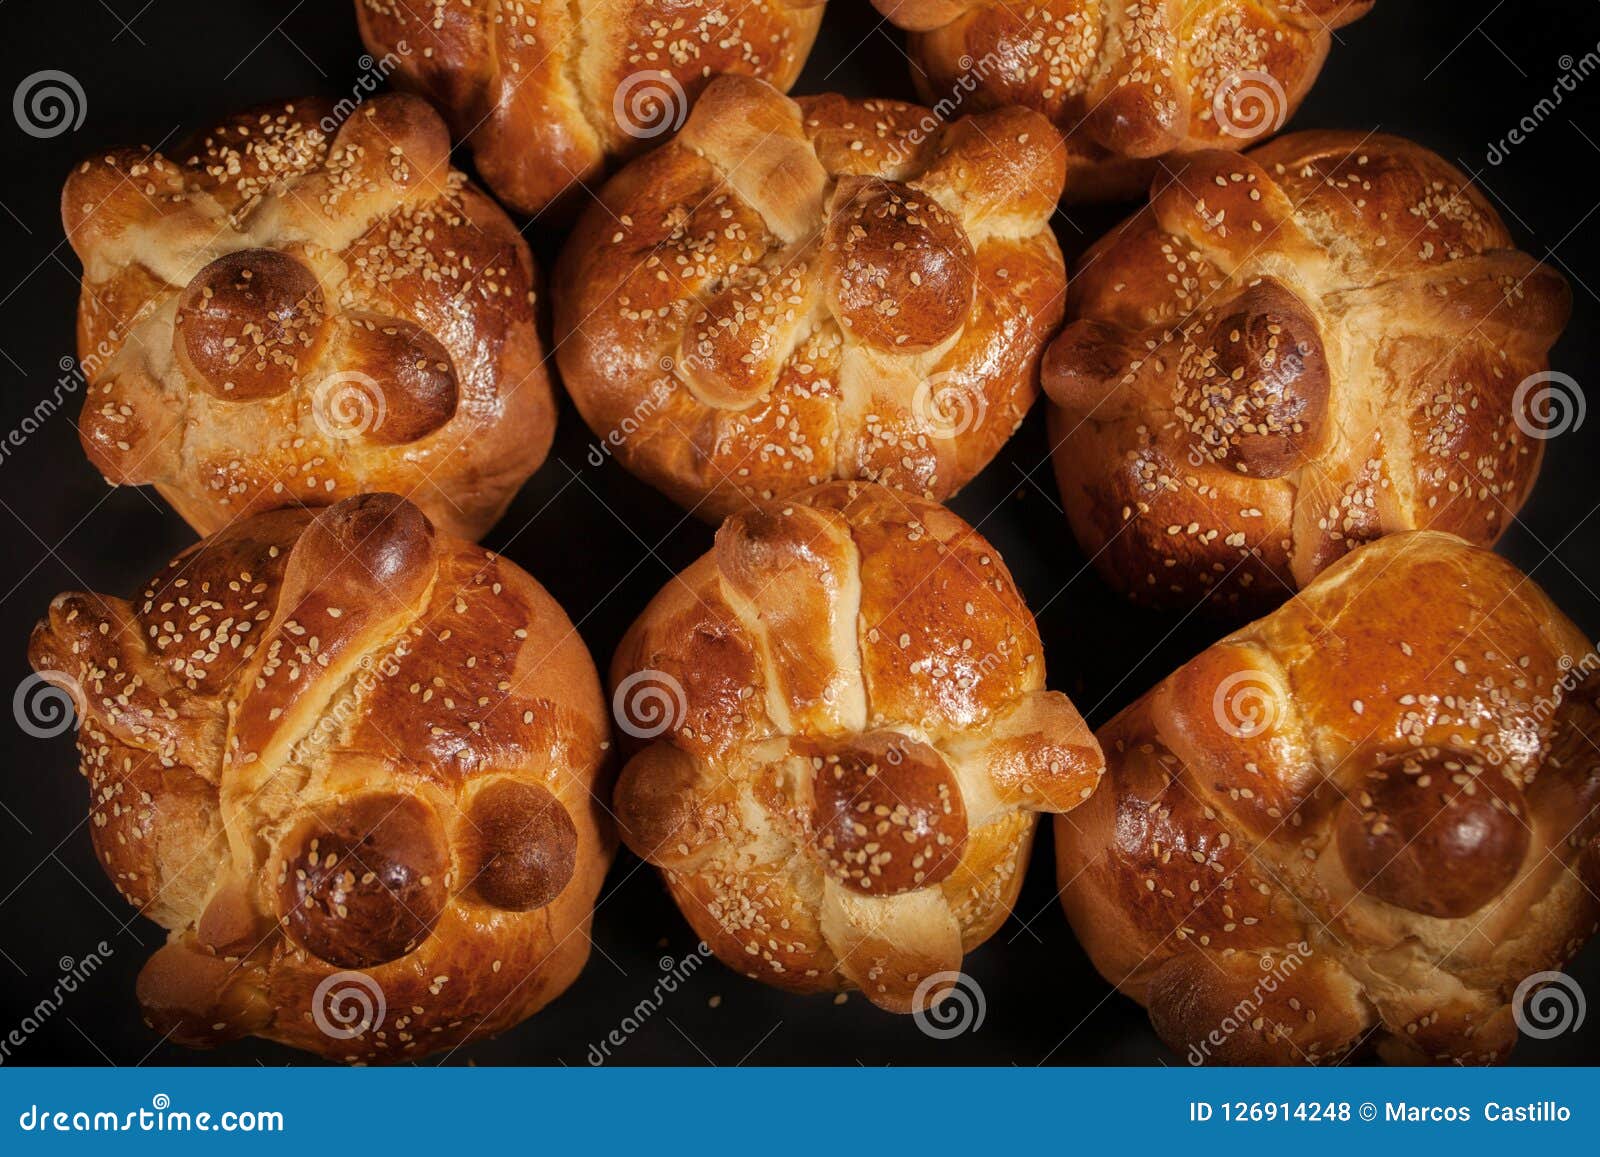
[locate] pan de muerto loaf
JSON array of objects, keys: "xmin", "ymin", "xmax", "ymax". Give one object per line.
[
  {"xmin": 1043, "ymin": 132, "xmax": 1571, "ymax": 613},
  {"xmin": 63, "ymin": 95, "xmax": 554, "ymax": 541},
  {"xmin": 554, "ymin": 75, "xmax": 1068, "ymax": 520},
  {"xmin": 872, "ymin": 0, "xmax": 1374, "ymax": 201},
  {"xmin": 27, "ymin": 493, "xmax": 612, "ymax": 1062},
  {"xmin": 1056, "ymin": 531, "xmax": 1600, "ymax": 1064},
  {"xmin": 611, "ymin": 482, "xmax": 1103, "ymax": 1010},
  {"xmin": 354, "ymin": 0, "xmax": 826, "ymax": 215}
]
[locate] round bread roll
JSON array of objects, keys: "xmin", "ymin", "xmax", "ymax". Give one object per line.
[
  {"xmin": 1056, "ymin": 531, "xmax": 1600, "ymax": 1065},
  {"xmin": 611, "ymin": 482, "xmax": 1103, "ymax": 1010},
  {"xmin": 1042, "ymin": 131, "xmax": 1571, "ymax": 613},
  {"xmin": 63, "ymin": 95, "xmax": 554, "ymax": 542},
  {"xmin": 355, "ymin": 0, "xmax": 826, "ymax": 215},
  {"xmin": 873, "ymin": 0, "xmax": 1374, "ymax": 201},
  {"xmin": 27, "ymin": 493, "xmax": 612, "ymax": 1062},
  {"xmin": 554, "ymin": 75, "xmax": 1068, "ymax": 521}
]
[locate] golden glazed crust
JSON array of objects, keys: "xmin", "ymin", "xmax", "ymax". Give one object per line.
[
  {"xmin": 553, "ymin": 75, "xmax": 1068, "ymax": 521},
  {"xmin": 873, "ymin": 0, "xmax": 1374, "ymax": 201},
  {"xmin": 355, "ymin": 0, "xmax": 826, "ymax": 215},
  {"xmin": 1056, "ymin": 531, "xmax": 1600, "ymax": 1064},
  {"xmin": 611, "ymin": 482, "xmax": 1103, "ymax": 1010},
  {"xmin": 28, "ymin": 494, "xmax": 613, "ymax": 1062},
  {"xmin": 1042, "ymin": 132, "xmax": 1571, "ymax": 612},
  {"xmin": 63, "ymin": 95, "xmax": 554, "ymax": 542}
]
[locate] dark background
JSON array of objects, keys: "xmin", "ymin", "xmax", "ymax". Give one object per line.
[{"xmin": 1, "ymin": 0, "xmax": 1597, "ymax": 1066}]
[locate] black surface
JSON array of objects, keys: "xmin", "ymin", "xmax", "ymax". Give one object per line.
[{"xmin": 1, "ymin": 0, "xmax": 1598, "ymax": 1066}]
